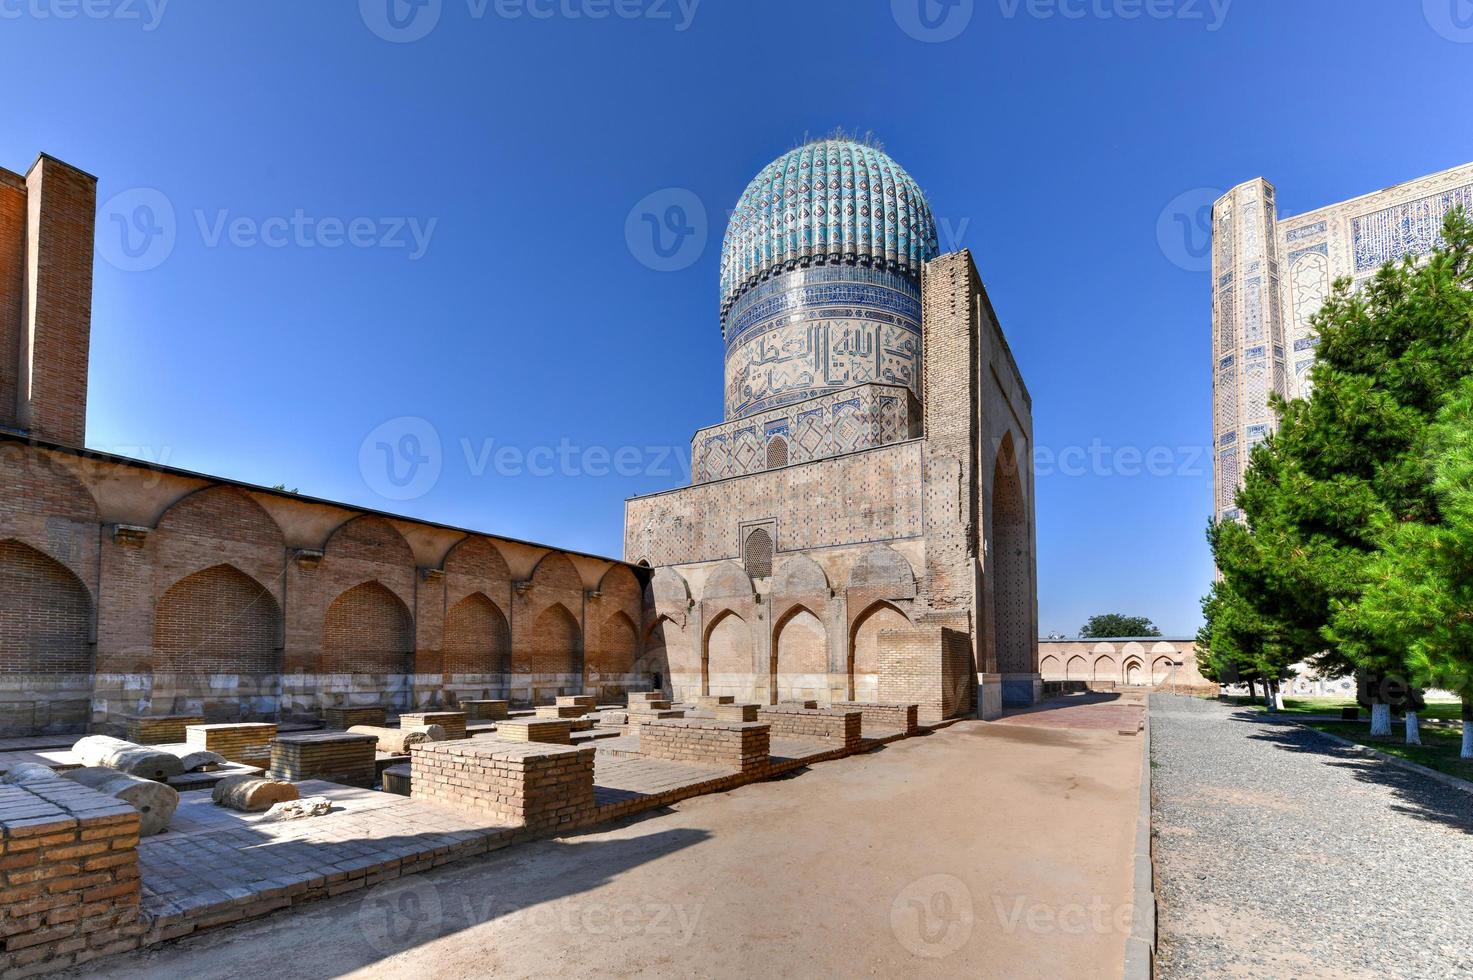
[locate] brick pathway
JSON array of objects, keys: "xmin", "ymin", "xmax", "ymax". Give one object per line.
[{"xmin": 997, "ymin": 692, "xmax": 1146, "ymax": 733}]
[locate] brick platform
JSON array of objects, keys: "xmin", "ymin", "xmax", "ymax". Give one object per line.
[
  {"xmin": 534, "ymin": 705, "xmax": 587, "ymax": 719},
  {"xmin": 323, "ymin": 707, "xmax": 387, "ymax": 730},
  {"xmin": 460, "ymin": 700, "xmax": 509, "ymax": 721},
  {"xmin": 381, "ymin": 763, "xmax": 411, "ymax": 796},
  {"xmin": 694, "ymin": 695, "xmax": 735, "ymax": 711},
  {"xmin": 830, "ymin": 701, "xmax": 920, "ymax": 735},
  {"xmin": 714, "ymin": 703, "xmax": 759, "ymax": 722},
  {"xmin": 411, "ymin": 739, "xmax": 595, "ymax": 831},
  {"xmin": 492, "ymin": 719, "xmax": 572, "ymax": 745},
  {"xmin": 0, "ymin": 778, "xmax": 143, "ymax": 975},
  {"xmin": 124, "ymin": 715, "xmax": 203, "ymax": 745},
  {"xmin": 757, "ymin": 707, "xmax": 863, "ymax": 750},
  {"xmin": 637, "ymin": 718, "xmax": 770, "ymax": 774},
  {"xmin": 270, "ymin": 732, "xmax": 378, "ymax": 788},
  {"xmin": 399, "ymin": 712, "xmax": 467, "ymax": 741},
  {"xmin": 185, "ymin": 724, "xmax": 276, "ymax": 767},
  {"xmin": 554, "ymin": 695, "xmax": 596, "ymax": 709},
  {"xmin": 627, "ymin": 708, "xmax": 685, "ymax": 721}
]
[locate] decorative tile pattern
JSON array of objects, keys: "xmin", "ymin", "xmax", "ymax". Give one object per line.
[{"xmin": 1352, "ymin": 184, "xmax": 1473, "ymax": 273}]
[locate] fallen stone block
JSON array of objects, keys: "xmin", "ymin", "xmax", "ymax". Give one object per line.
[
  {"xmin": 262, "ymin": 796, "xmax": 331, "ymax": 821},
  {"xmin": 348, "ymin": 724, "xmax": 445, "ymax": 754},
  {"xmin": 157, "ymin": 745, "xmax": 228, "ymax": 772},
  {"xmin": 213, "ymin": 774, "xmax": 301, "ymax": 812},
  {"xmin": 73, "ymin": 735, "xmax": 185, "ymax": 780},
  {"xmin": 62, "ymin": 766, "xmax": 180, "ymax": 836},
  {"xmin": 2, "ymin": 761, "xmax": 63, "ymax": 784}
]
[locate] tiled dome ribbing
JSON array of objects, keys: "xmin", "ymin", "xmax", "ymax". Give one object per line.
[{"xmin": 719, "ymin": 139, "xmax": 940, "ymax": 330}]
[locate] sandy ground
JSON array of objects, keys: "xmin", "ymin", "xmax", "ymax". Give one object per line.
[{"xmin": 72, "ymin": 719, "xmax": 1142, "ymax": 980}]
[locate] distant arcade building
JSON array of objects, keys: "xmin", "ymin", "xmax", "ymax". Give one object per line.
[{"xmin": 626, "ymin": 139, "xmax": 1041, "ymax": 719}]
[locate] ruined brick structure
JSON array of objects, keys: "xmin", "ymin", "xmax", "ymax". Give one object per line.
[
  {"xmin": 0, "ymin": 153, "xmax": 651, "ymax": 736},
  {"xmin": 625, "ymin": 139, "xmax": 1040, "ymax": 719}
]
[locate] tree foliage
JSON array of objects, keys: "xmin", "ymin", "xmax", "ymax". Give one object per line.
[
  {"xmin": 1080, "ymin": 614, "xmax": 1161, "ymax": 639},
  {"xmin": 1204, "ymin": 209, "xmax": 1473, "ymax": 708}
]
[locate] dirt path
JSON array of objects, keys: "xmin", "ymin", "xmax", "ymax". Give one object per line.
[{"xmin": 71, "ymin": 720, "xmax": 1142, "ymax": 980}]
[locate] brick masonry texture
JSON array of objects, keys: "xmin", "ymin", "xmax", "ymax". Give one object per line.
[
  {"xmin": 755, "ymin": 707, "xmax": 862, "ymax": 750},
  {"xmin": 399, "ymin": 712, "xmax": 467, "ymax": 741},
  {"xmin": 0, "ymin": 776, "xmax": 143, "ymax": 976},
  {"xmin": 830, "ymin": 701, "xmax": 919, "ymax": 735},
  {"xmin": 876, "ymin": 626, "xmax": 974, "ymax": 724},
  {"xmin": 322, "ymin": 707, "xmax": 387, "ymax": 730},
  {"xmin": 636, "ymin": 718, "xmax": 770, "ymax": 773},
  {"xmin": 411, "ymin": 740, "xmax": 595, "ymax": 829},
  {"xmin": 123, "ymin": 716, "xmax": 202, "ymax": 745},
  {"xmin": 185, "ymin": 724, "xmax": 276, "ymax": 766},
  {"xmin": 269, "ymin": 732, "xmax": 377, "ymax": 789}
]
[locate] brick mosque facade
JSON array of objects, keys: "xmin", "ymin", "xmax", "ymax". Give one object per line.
[
  {"xmin": 626, "ymin": 139, "xmax": 1040, "ymax": 720},
  {"xmin": 0, "ymin": 140, "xmax": 1041, "ymax": 737}
]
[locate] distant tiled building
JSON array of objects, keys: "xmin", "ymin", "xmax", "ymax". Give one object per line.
[
  {"xmin": 1210, "ymin": 162, "xmax": 1473, "ymax": 520},
  {"xmin": 626, "ymin": 139, "xmax": 1040, "ymax": 719}
]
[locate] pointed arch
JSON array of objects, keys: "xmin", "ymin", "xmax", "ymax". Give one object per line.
[
  {"xmin": 443, "ymin": 536, "xmax": 513, "ymax": 604},
  {"xmin": 774, "ymin": 604, "xmax": 827, "ymax": 705},
  {"xmin": 1066, "ymin": 655, "xmax": 1088, "ymax": 681},
  {"xmin": 773, "ymin": 554, "xmax": 829, "ymax": 598},
  {"xmin": 766, "ymin": 436, "xmax": 789, "ymax": 470},
  {"xmin": 1039, "ymin": 654, "xmax": 1063, "ymax": 681},
  {"xmin": 154, "ymin": 563, "xmax": 282, "ymax": 674},
  {"xmin": 324, "ymin": 515, "xmax": 415, "ymax": 566},
  {"xmin": 849, "ymin": 600, "xmax": 910, "ymax": 700},
  {"xmin": 742, "ymin": 527, "xmax": 773, "ymax": 579},
  {"xmin": 990, "ymin": 430, "xmax": 1032, "ymax": 675},
  {"xmin": 322, "ymin": 580, "xmax": 413, "ymax": 674},
  {"xmin": 156, "ymin": 485, "xmax": 284, "ymax": 549},
  {"xmin": 1123, "ymin": 657, "xmax": 1144, "ymax": 686},
  {"xmin": 444, "ymin": 591, "xmax": 511, "ymax": 677},
  {"xmin": 703, "ymin": 561, "xmax": 754, "ymax": 600},
  {"xmin": 531, "ymin": 551, "xmax": 584, "ymax": 593},
  {"xmin": 1093, "ymin": 655, "xmax": 1116, "ymax": 683},
  {"xmin": 0, "ymin": 539, "xmax": 92, "ymax": 675},
  {"xmin": 703, "ymin": 608, "xmax": 753, "ymax": 700},
  {"xmin": 528, "ymin": 602, "xmax": 583, "ymax": 679}
]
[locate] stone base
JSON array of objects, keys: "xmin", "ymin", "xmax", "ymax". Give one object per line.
[
  {"xmin": 978, "ymin": 675, "xmax": 1004, "ymax": 721},
  {"xmin": 1000, "ymin": 674, "xmax": 1042, "ymax": 708}
]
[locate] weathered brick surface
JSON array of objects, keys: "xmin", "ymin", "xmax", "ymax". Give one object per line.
[
  {"xmin": 755, "ymin": 706, "xmax": 862, "ymax": 750},
  {"xmin": 123, "ymin": 715, "xmax": 203, "ymax": 745},
  {"xmin": 185, "ymin": 724, "xmax": 276, "ymax": 766},
  {"xmin": 322, "ymin": 707, "xmax": 387, "ymax": 730},
  {"xmin": 876, "ymin": 626, "xmax": 974, "ymax": 724},
  {"xmin": 411, "ymin": 740, "xmax": 594, "ymax": 829},
  {"xmin": 637, "ymin": 719, "xmax": 769, "ymax": 773},
  {"xmin": 459, "ymin": 700, "xmax": 508, "ymax": 721},
  {"xmin": 830, "ymin": 701, "xmax": 919, "ymax": 735},
  {"xmin": 534, "ymin": 704, "xmax": 587, "ymax": 719},
  {"xmin": 491, "ymin": 719, "xmax": 572, "ymax": 745},
  {"xmin": 399, "ymin": 712, "xmax": 466, "ymax": 741},
  {"xmin": 0, "ymin": 776, "xmax": 142, "ymax": 977},
  {"xmin": 713, "ymin": 703, "xmax": 759, "ymax": 722},
  {"xmin": 269, "ymin": 732, "xmax": 377, "ymax": 789}
]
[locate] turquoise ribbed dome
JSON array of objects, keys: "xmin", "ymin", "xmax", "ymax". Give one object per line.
[{"xmin": 720, "ymin": 139, "xmax": 939, "ymax": 327}]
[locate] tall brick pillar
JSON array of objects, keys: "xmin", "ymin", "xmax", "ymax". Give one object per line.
[
  {"xmin": 18, "ymin": 154, "xmax": 97, "ymax": 447},
  {"xmin": 0, "ymin": 167, "xmax": 26, "ymax": 431}
]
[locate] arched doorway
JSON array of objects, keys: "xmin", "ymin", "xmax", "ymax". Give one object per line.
[
  {"xmin": 850, "ymin": 602, "xmax": 910, "ymax": 701},
  {"xmin": 704, "ymin": 610, "xmax": 753, "ymax": 702},
  {"xmin": 774, "ymin": 607, "xmax": 827, "ymax": 705}
]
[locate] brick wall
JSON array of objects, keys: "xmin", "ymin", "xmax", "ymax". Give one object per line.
[
  {"xmin": 876, "ymin": 625, "xmax": 975, "ymax": 723},
  {"xmin": 830, "ymin": 701, "xmax": 919, "ymax": 735},
  {"xmin": 0, "ymin": 170, "xmax": 23, "ymax": 431},
  {"xmin": 411, "ymin": 740, "xmax": 595, "ymax": 831},
  {"xmin": 0, "ymin": 539, "xmax": 90, "ymax": 674},
  {"xmin": 637, "ymin": 718, "xmax": 769, "ymax": 772},
  {"xmin": 153, "ymin": 565, "xmax": 280, "ymax": 673},
  {"xmin": 755, "ymin": 706, "xmax": 861, "ymax": 750},
  {"xmin": 0, "ymin": 777, "xmax": 142, "ymax": 975},
  {"xmin": 19, "ymin": 156, "xmax": 95, "ymax": 448}
]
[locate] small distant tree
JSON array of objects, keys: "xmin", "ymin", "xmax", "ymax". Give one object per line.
[
  {"xmin": 1079, "ymin": 614, "xmax": 1161, "ymax": 639},
  {"xmin": 1197, "ymin": 577, "xmax": 1294, "ymax": 709}
]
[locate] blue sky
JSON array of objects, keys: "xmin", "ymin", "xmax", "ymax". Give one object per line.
[{"xmin": 2, "ymin": 0, "xmax": 1469, "ymax": 636}]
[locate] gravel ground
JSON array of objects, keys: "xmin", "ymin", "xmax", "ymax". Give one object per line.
[{"xmin": 1151, "ymin": 695, "xmax": 1473, "ymax": 979}]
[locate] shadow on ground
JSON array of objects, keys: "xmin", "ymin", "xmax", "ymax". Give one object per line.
[{"xmin": 1241, "ymin": 713, "xmax": 1473, "ymax": 835}]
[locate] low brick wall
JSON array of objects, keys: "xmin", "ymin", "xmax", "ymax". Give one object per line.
[
  {"xmin": 270, "ymin": 733, "xmax": 378, "ymax": 788},
  {"xmin": 460, "ymin": 700, "xmax": 508, "ymax": 721},
  {"xmin": 713, "ymin": 703, "xmax": 759, "ymax": 722},
  {"xmin": 0, "ymin": 778, "xmax": 143, "ymax": 975},
  {"xmin": 756, "ymin": 707, "xmax": 862, "ymax": 750},
  {"xmin": 323, "ymin": 707, "xmax": 387, "ymax": 730},
  {"xmin": 493, "ymin": 719, "xmax": 572, "ymax": 744},
  {"xmin": 400, "ymin": 712, "xmax": 467, "ymax": 741},
  {"xmin": 534, "ymin": 705, "xmax": 586, "ymax": 719},
  {"xmin": 123, "ymin": 715, "xmax": 202, "ymax": 745},
  {"xmin": 693, "ymin": 695, "xmax": 734, "ymax": 710},
  {"xmin": 412, "ymin": 740, "xmax": 595, "ymax": 831},
  {"xmin": 637, "ymin": 719, "xmax": 770, "ymax": 773},
  {"xmin": 830, "ymin": 701, "xmax": 919, "ymax": 735},
  {"xmin": 555, "ymin": 696, "xmax": 596, "ymax": 709},
  {"xmin": 185, "ymin": 723, "xmax": 276, "ymax": 766}
]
